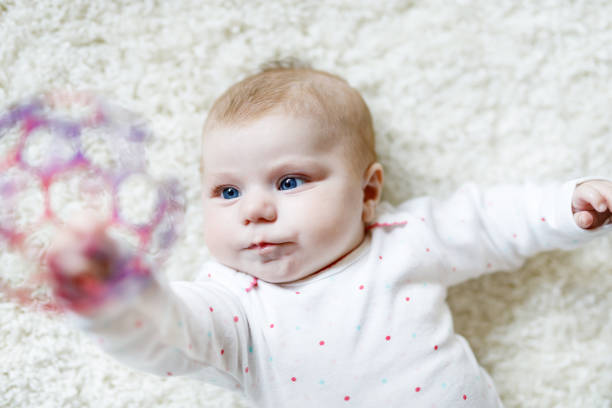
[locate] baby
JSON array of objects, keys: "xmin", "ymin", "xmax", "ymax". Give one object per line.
[{"xmin": 49, "ymin": 66, "xmax": 612, "ymax": 407}]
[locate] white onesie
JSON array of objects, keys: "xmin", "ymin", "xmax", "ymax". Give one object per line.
[{"xmin": 70, "ymin": 179, "xmax": 611, "ymax": 407}]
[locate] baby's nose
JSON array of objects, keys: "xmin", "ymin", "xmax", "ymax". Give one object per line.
[{"xmin": 242, "ymin": 191, "xmax": 277, "ymax": 225}]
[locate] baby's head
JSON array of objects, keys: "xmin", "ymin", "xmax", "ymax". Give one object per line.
[{"xmin": 201, "ymin": 66, "xmax": 383, "ymax": 283}]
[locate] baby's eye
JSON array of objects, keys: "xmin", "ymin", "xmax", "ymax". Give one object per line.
[
  {"xmin": 221, "ymin": 187, "xmax": 240, "ymax": 200},
  {"xmin": 279, "ymin": 177, "xmax": 305, "ymax": 191}
]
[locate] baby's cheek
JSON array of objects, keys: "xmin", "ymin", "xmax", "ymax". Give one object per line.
[
  {"xmin": 203, "ymin": 212, "xmax": 232, "ymax": 256},
  {"xmin": 309, "ymin": 195, "xmax": 360, "ymax": 241},
  {"xmin": 291, "ymin": 196, "xmax": 336, "ymax": 227}
]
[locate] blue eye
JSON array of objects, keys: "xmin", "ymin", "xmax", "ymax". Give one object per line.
[
  {"xmin": 279, "ymin": 177, "xmax": 304, "ymax": 191},
  {"xmin": 221, "ymin": 187, "xmax": 240, "ymax": 199}
]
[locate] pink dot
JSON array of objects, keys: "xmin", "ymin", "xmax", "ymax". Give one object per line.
[
  {"xmin": 233, "ymin": 316, "xmax": 239, "ymax": 322},
  {"xmin": 208, "ymin": 273, "xmax": 211, "ymax": 278},
  {"xmin": 134, "ymin": 320, "xmax": 143, "ymax": 328},
  {"xmin": 386, "ymin": 336, "xmax": 391, "ymax": 341},
  {"xmin": 452, "ymin": 267, "xmax": 456, "ymax": 272},
  {"xmin": 167, "ymin": 372, "xmax": 173, "ymax": 376},
  {"xmin": 463, "ymin": 394, "xmax": 467, "ymax": 400},
  {"xmin": 420, "ymin": 217, "xmax": 425, "ymax": 222},
  {"xmin": 487, "ymin": 263, "xmax": 492, "ymax": 268},
  {"xmin": 319, "ymin": 340, "xmax": 325, "ymax": 346},
  {"xmin": 426, "ymin": 248, "xmax": 430, "ymax": 252},
  {"xmin": 209, "ymin": 307, "xmax": 214, "ymax": 312},
  {"xmin": 541, "ymin": 217, "xmax": 546, "ymax": 222},
  {"xmin": 415, "ymin": 387, "xmax": 421, "ymax": 392},
  {"xmin": 512, "ymin": 233, "xmax": 517, "ymax": 238},
  {"xmin": 291, "ymin": 377, "xmax": 297, "ymax": 382},
  {"xmin": 188, "ymin": 344, "xmax": 193, "ymax": 350},
  {"xmin": 296, "ymin": 291, "xmax": 301, "ymax": 295},
  {"xmin": 220, "ymin": 349, "xmax": 224, "ymax": 355},
  {"xmin": 434, "ymin": 345, "xmax": 438, "ymax": 350},
  {"xmin": 245, "ymin": 367, "xmax": 249, "ymax": 373},
  {"xmin": 405, "ymin": 297, "xmax": 410, "ymax": 302},
  {"xmin": 344, "ymin": 396, "xmax": 350, "ymax": 401},
  {"xmin": 359, "ymin": 285, "xmax": 364, "ymax": 290},
  {"xmin": 379, "ymin": 256, "xmax": 383, "ymax": 260},
  {"xmin": 270, "ymin": 323, "xmax": 275, "ymax": 328}
]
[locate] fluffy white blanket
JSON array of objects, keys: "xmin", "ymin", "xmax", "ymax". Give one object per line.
[{"xmin": 1, "ymin": 1, "xmax": 610, "ymax": 407}]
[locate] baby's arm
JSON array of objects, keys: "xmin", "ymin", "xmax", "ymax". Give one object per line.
[
  {"xmin": 47, "ymin": 216, "xmax": 251, "ymax": 390},
  {"xmin": 396, "ymin": 178, "xmax": 612, "ymax": 286}
]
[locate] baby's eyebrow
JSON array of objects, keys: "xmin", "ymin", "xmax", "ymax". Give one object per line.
[
  {"xmin": 202, "ymin": 170, "xmax": 240, "ymax": 184},
  {"xmin": 267, "ymin": 158, "xmax": 322, "ymax": 172}
]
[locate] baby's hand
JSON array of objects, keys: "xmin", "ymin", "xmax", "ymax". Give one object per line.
[
  {"xmin": 572, "ymin": 180, "xmax": 612, "ymax": 229},
  {"xmin": 46, "ymin": 213, "xmax": 118, "ymax": 312}
]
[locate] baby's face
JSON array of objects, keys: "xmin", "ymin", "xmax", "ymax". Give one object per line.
[{"xmin": 201, "ymin": 113, "xmax": 367, "ymax": 283}]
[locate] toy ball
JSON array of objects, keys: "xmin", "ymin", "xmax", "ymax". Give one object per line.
[{"xmin": 0, "ymin": 91, "xmax": 185, "ymax": 313}]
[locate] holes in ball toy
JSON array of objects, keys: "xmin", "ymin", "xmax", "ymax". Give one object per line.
[
  {"xmin": 48, "ymin": 169, "xmax": 113, "ymax": 225},
  {"xmin": 21, "ymin": 121, "xmax": 79, "ymax": 172},
  {"xmin": 0, "ymin": 222, "xmax": 58, "ymax": 309},
  {"xmin": 80, "ymin": 125, "xmax": 146, "ymax": 176},
  {"xmin": 80, "ymin": 126, "xmax": 122, "ymax": 173},
  {"xmin": 42, "ymin": 91, "xmax": 98, "ymax": 124},
  {"xmin": 0, "ymin": 239, "xmax": 34, "ymax": 288},
  {"xmin": 116, "ymin": 172, "xmax": 158, "ymax": 227},
  {"xmin": 0, "ymin": 168, "xmax": 45, "ymax": 242},
  {"xmin": 22, "ymin": 223, "xmax": 60, "ymax": 266}
]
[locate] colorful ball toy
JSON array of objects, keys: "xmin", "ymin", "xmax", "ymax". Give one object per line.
[{"xmin": 0, "ymin": 91, "xmax": 184, "ymax": 313}]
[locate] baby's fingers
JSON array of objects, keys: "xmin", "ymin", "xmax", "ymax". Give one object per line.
[
  {"xmin": 572, "ymin": 181, "xmax": 612, "ymax": 229},
  {"xmin": 572, "ymin": 181, "xmax": 612, "ymax": 213},
  {"xmin": 573, "ymin": 210, "xmax": 609, "ymax": 229},
  {"xmin": 47, "ymin": 214, "xmax": 114, "ymax": 279}
]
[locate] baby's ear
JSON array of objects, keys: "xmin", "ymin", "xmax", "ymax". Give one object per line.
[{"xmin": 361, "ymin": 162, "xmax": 384, "ymax": 223}]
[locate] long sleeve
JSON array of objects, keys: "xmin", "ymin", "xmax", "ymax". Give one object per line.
[
  {"xmin": 67, "ymin": 271, "xmax": 253, "ymax": 391},
  {"xmin": 388, "ymin": 178, "xmax": 612, "ymax": 287}
]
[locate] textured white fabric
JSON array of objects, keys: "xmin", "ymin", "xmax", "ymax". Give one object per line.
[
  {"xmin": 1, "ymin": 1, "xmax": 612, "ymax": 407},
  {"xmin": 70, "ymin": 180, "xmax": 609, "ymax": 407}
]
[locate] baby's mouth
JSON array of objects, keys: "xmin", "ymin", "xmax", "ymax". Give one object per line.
[
  {"xmin": 246, "ymin": 242, "xmax": 283, "ymax": 250},
  {"xmin": 245, "ymin": 242, "xmax": 295, "ymax": 258}
]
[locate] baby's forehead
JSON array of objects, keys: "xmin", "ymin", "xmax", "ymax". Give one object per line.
[
  {"xmin": 201, "ymin": 113, "xmax": 362, "ymax": 174},
  {"xmin": 203, "ymin": 111, "xmax": 346, "ymax": 151}
]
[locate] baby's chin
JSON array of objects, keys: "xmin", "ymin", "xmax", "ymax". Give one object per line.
[
  {"xmin": 226, "ymin": 257, "xmax": 315, "ymax": 284},
  {"xmin": 246, "ymin": 263, "xmax": 311, "ymax": 284},
  {"xmin": 241, "ymin": 256, "xmax": 342, "ymax": 284}
]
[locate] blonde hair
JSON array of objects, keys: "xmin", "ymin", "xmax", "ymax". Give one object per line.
[{"xmin": 202, "ymin": 65, "xmax": 376, "ymax": 173}]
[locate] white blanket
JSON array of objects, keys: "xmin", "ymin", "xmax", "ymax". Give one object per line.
[{"xmin": 1, "ymin": 1, "xmax": 610, "ymax": 407}]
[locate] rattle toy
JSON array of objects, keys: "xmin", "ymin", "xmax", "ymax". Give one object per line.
[{"xmin": 0, "ymin": 91, "xmax": 184, "ymax": 313}]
